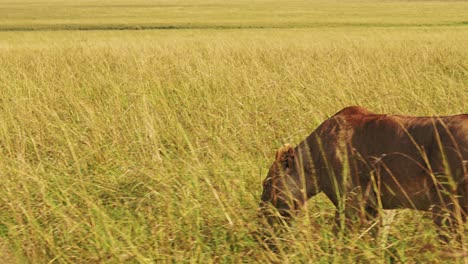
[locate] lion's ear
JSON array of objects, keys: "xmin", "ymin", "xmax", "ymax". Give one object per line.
[{"xmin": 275, "ymin": 144, "xmax": 295, "ymax": 169}]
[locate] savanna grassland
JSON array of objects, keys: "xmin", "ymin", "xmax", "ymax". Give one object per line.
[{"xmin": 0, "ymin": 0, "xmax": 467, "ymax": 263}]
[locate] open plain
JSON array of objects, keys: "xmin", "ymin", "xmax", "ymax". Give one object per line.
[{"xmin": 0, "ymin": 0, "xmax": 467, "ymax": 263}]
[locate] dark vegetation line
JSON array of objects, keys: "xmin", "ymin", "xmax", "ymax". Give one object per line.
[{"xmin": 0, "ymin": 21, "xmax": 467, "ymax": 32}]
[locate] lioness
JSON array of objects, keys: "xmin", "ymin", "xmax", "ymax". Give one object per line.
[{"xmin": 259, "ymin": 106, "xmax": 467, "ymax": 238}]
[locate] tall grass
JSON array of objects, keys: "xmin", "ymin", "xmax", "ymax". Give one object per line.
[{"xmin": 0, "ymin": 19, "xmax": 467, "ymax": 264}]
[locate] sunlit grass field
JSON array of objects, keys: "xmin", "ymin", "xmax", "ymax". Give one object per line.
[
  {"xmin": 0, "ymin": 0, "xmax": 467, "ymax": 263},
  {"xmin": 1, "ymin": 0, "xmax": 468, "ymax": 31}
]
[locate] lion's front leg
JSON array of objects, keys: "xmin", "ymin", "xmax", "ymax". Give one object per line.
[{"xmin": 332, "ymin": 185, "xmax": 380, "ymax": 234}]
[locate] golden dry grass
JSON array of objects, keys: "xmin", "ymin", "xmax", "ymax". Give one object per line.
[{"xmin": 0, "ymin": 0, "xmax": 467, "ymax": 263}]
